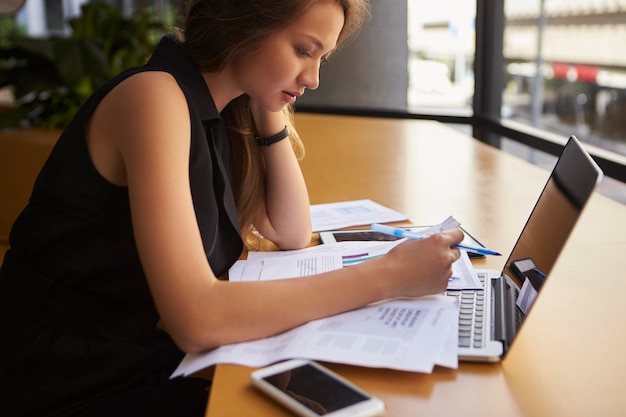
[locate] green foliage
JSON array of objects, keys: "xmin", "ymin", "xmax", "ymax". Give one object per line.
[
  {"xmin": 0, "ymin": 16, "xmax": 25, "ymax": 40},
  {"xmin": 0, "ymin": 1, "xmax": 168, "ymax": 130}
]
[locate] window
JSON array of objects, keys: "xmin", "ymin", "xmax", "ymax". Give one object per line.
[
  {"xmin": 407, "ymin": 0, "xmax": 475, "ymax": 116},
  {"xmin": 5, "ymin": 0, "xmax": 626, "ymax": 203},
  {"xmin": 500, "ymin": 0, "xmax": 626, "ymax": 202},
  {"xmin": 407, "ymin": 0, "xmax": 626, "ymax": 202},
  {"xmin": 503, "ymin": 0, "xmax": 626, "ymax": 157},
  {"xmin": 12, "ymin": 0, "xmax": 172, "ymax": 36}
]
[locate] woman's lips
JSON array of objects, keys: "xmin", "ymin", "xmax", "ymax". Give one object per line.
[{"xmin": 283, "ymin": 91, "xmax": 298, "ymax": 104}]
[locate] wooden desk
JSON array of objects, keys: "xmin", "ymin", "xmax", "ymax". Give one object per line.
[
  {"xmin": 205, "ymin": 114, "xmax": 626, "ymax": 417},
  {"xmin": 0, "ymin": 128, "xmax": 58, "ymax": 260}
]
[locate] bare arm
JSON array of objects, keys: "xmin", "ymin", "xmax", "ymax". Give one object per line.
[
  {"xmin": 89, "ymin": 73, "xmax": 463, "ymax": 354},
  {"xmin": 249, "ymin": 100, "xmax": 312, "ymax": 249}
]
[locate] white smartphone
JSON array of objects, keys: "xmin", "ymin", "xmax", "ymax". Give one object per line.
[{"xmin": 250, "ymin": 359, "xmax": 385, "ymax": 417}]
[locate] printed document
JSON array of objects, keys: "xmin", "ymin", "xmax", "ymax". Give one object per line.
[
  {"xmin": 171, "ymin": 295, "xmax": 458, "ymax": 378},
  {"xmin": 232, "ymin": 239, "xmax": 481, "ymax": 290},
  {"xmin": 310, "ymin": 199, "xmax": 408, "ymax": 232}
]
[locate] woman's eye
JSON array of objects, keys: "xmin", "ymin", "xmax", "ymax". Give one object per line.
[{"xmin": 296, "ymin": 47, "xmax": 311, "ymax": 58}]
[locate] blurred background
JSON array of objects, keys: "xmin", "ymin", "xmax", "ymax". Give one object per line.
[{"xmin": 2, "ymin": 0, "xmax": 625, "ymax": 202}]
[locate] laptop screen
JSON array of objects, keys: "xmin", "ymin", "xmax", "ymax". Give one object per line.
[{"xmin": 501, "ymin": 136, "xmax": 603, "ymax": 315}]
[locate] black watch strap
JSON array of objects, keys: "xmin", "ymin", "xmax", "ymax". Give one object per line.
[{"xmin": 256, "ymin": 126, "xmax": 290, "ymax": 146}]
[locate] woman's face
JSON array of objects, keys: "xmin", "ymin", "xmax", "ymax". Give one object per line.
[{"xmin": 232, "ymin": 0, "xmax": 345, "ymax": 112}]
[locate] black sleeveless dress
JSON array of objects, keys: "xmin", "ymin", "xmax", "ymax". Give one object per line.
[{"xmin": 0, "ymin": 36, "xmax": 243, "ymax": 416}]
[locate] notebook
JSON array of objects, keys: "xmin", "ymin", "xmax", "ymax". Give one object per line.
[{"xmin": 447, "ymin": 135, "xmax": 603, "ymax": 362}]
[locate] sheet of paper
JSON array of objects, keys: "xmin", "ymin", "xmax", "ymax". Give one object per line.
[
  {"xmin": 310, "ymin": 199, "xmax": 408, "ymax": 232},
  {"xmin": 236, "ymin": 240, "xmax": 482, "ymax": 290},
  {"xmin": 434, "ymin": 301, "xmax": 460, "ymax": 369},
  {"xmin": 415, "ymin": 215, "xmax": 461, "ymax": 235},
  {"xmin": 448, "ymin": 251, "xmax": 483, "ymax": 290},
  {"xmin": 234, "ymin": 241, "xmax": 403, "ymax": 282},
  {"xmin": 516, "ymin": 278, "xmax": 538, "ymax": 315},
  {"xmin": 227, "ymin": 260, "xmax": 246, "ymax": 281},
  {"xmin": 171, "ymin": 295, "xmax": 459, "ymax": 378},
  {"xmin": 259, "ymin": 253, "xmax": 343, "ymax": 280}
]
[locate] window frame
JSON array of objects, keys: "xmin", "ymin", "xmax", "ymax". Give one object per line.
[
  {"xmin": 472, "ymin": 0, "xmax": 626, "ymax": 183},
  {"xmin": 297, "ymin": 0, "xmax": 626, "ymax": 184}
]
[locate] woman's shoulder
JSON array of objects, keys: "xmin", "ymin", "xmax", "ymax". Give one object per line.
[
  {"xmin": 110, "ymin": 70, "xmax": 185, "ymax": 106},
  {"xmin": 87, "ymin": 69, "xmax": 192, "ymax": 185},
  {"xmin": 97, "ymin": 70, "xmax": 190, "ymax": 131}
]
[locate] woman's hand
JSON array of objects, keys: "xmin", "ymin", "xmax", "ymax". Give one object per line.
[
  {"xmin": 249, "ymin": 98, "xmax": 285, "ymax": 138},
  {"xmin": 374, "ymin": 228, "xmax": 465, "ymax": 298}
]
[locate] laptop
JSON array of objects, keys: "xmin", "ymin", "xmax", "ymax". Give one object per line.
[{"xmin": 447, "ymin": 135, "xmax": 603, "ymax": 362}]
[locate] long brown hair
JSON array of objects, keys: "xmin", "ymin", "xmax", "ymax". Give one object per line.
[{"xmin": 176, "ymin": 0, "xmax": 371, "ymax": 248}]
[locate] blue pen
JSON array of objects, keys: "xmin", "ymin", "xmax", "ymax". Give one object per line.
[{"xmin": 370, "ymin": 223, "xmax": 501, "ymax": 256}]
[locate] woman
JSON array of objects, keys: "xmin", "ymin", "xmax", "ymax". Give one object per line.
[{"xmin": 0, "ymin": 0, "xmax": 463, "ymax": 415}]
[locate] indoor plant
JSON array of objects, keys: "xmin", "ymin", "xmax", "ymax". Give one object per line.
[{"xmin": 0, "ymin": 1, "xmax": 167, "ymax": 130}]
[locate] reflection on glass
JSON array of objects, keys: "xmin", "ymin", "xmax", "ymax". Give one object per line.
[
  {"xmin": 501, "ymin": 136, "xmax": 601, "ymax": 343},
  {"xmin": 505, "ymin": 178, "xmax": 579, "ymax": 287},
  {"xmin": 263, "ymin": 364, "xmax": 370, "ymax": 415},
  {"xmin": 503, "ymin": 0, "xmax": 626, "ymax": 157}
]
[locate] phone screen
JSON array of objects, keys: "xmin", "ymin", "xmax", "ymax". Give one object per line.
[
  {"xmin": 332, "ymin": 231, "xmax": 400, "ymax": 242},
  {"xmin": 321, "ymin": 228, "xmax": 487, "ymax": 258},
  {"xmin": 260, "ymin": 363, "xmax": 370, "ymax": 415}
]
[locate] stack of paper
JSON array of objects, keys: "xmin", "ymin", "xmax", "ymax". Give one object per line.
[
  {"xmin": 171, "ymin": 239, "xmax": 484, "ymax": 378},
  {"xmin": 170, "ymin": 205, "xmax": 482, "ymax": 378}
]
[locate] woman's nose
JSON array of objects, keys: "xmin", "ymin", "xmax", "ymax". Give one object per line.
[{"xmin": 300, "ymin": 63, "xmax": 320, "ymax": 91}]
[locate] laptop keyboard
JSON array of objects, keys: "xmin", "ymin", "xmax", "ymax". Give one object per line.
[{"xmin": 446, "ymin": 272, "xmax": 487, "ymax": 349}]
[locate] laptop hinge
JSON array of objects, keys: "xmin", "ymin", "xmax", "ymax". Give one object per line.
[{"xmin": 491, "ymin": 275, "xmax": 507, "ymax": 353}]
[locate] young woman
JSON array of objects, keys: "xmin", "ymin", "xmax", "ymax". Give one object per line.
[{"xmin": 0, "ymin": 0, "xmax": 463, "ymax": 415}]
